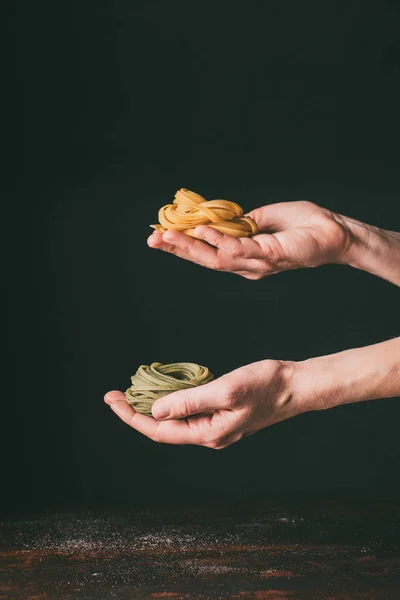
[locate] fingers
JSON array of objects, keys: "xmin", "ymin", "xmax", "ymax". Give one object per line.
[
  {"xmin": 152, "ymin": 380, "xmax": 224, "ymax": 420},
  {"xmin": 147, "ymin": 232, "xmax": 176, "ymax": 253},
  {"xmin": 193, "ymin": 227, "xmax": 288, "ymax": 274},
  {"xmin": 149, "ymin": 230, "xmax": 217, "ymax": 265},
  {"xmin": 104, "ymin": 390, "xmax": 203, "ymax": 445},
  {"xmin": 104, "ymin": 390, "xmax": 245, "ymax": 448},
  {"xmin": 151, "ymin": 229, "xmax": 250, "ymax": 273},
  {"xmin": 193, "ymin": 226, "xmax": 263, "ymax": 259},
  {"xmin": 105, "ymin": 391, "xmax": 141, "ymax": 426},
  {"xmin": 151, "ymin": 228, "xmax": 263, "ymax": 272},
  {"xmin": 148, "ymin": 227, "xmax": 288, "ymax": 279},
  {"xmin": 148, "ymin": 228, "xmax": 288, "ymax": 278}
]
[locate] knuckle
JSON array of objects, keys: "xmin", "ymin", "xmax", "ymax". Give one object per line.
[
  {"xmin": 152, "ymin": 426, "xmax": 163, "ymax": 444},
  {"xmin": 229, "ymin": 248, "xmax": 243, "ymax": 258},
  {"xmin": 243, "ymin": 272, "xmax": 260, "ymax": 280},
  {"xmin": 298, "ymin": 200, "xmax": 315, "ymax": 210},
  {"xmin": 205, "ymin": 232, "xmax": 220, "ymax": 246},
  {"xmin": 210, "ymin": 235, "xmax": 221, "ymax": 247},
  {"xmin": 207, "ymin": 440, "xmax": 219, "ymax": 449},
  {"xmin": 211, "ymin": 260, "xmax": 224, "ymax": 271},
  {"xmin": 182, "ymin": 394, "xmax": 197, "ymax": 416},
  {"xmin": 227, "ymin": 240, "xmax": 245, "ymax": 258},
  {"xmin": 193, "ymin": 432, "xmax": 205, "ymax": 446},
  {"xmin": 180, "ymin": 242, "xmax": 192, "ymax": 253},
  {"xmin": 260, "ymin": 238, "xmax": 286, "ymax": 266},
  {"xmin": 207, "ymin": 437, "xmax": 225, "ymax": 450}
]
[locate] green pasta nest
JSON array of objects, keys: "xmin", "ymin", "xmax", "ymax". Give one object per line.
[{"xmin": 125, "ymin": 362, "xmax": 213, "ymax": 417}]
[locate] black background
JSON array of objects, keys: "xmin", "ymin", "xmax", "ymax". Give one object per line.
[{"xmin": 5, "ymin": 0, "xmax": 400, "ymax": 516}]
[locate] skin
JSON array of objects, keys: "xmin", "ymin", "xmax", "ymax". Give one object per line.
[{"xmin": 105, "ymin": 200, "xmax": 400, "ymax": 448}]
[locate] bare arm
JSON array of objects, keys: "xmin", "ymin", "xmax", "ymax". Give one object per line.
[{"xmin": 295, "ymin": 337, "xmax": 400, "ymax": 412}]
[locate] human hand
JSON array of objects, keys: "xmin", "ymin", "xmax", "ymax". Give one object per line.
[
  {"xmin": 104, "ymin": 359, "xmax": 300, "ymax": 449},
  {"xmin": 147, "ymin": 201, "xmax": 351, "ymax": 279},
  {"xmin": 105, "ymin": 338, "xmax": 400, "ymax": 447}
]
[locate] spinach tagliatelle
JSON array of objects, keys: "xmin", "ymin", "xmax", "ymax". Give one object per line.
[{"xmin": 125, "ymin": 362, "xmax": 213, "ymax": 417}]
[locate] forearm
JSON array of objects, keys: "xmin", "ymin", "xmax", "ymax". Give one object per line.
[
  {"xmin": 294, "ymin": 337, "xmax": 400, "ymax": 412},
  {"xmin": 338, "ymin": 215, "xmax": 400, "ymax": 286}
]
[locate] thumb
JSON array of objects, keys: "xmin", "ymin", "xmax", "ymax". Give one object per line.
[
  {"xmin": 152, "ymin": 381, "xmax": 218, "ymax": 420},
  {"xmin": 246, "ymin": 202, "xmax": 301, "ymax": 232}
]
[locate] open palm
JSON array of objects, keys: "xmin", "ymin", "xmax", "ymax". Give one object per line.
[{"xmin": 148, "ymin": 200, "xmax": 351, "ymax": 279}]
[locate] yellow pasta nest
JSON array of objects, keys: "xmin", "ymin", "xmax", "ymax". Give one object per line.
[{"xmin": 151, "ymin": 188, "xmax": 258, "ymax": 238}]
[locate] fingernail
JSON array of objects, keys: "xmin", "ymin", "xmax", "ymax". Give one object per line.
[
  {"xmin": 152, "ymin": 401, "xmax": 170, "ymax": 420},
  {"xmin": 104, "ymin": 392, "xmax": 115, "ymax": 404}
]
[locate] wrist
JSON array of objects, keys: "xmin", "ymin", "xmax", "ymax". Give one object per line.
[
  {"xmin": 272, "ymin": 359, "xmax": 315, "ymax": 418},
  {"xmin": 292, "ymin": 356, "xmax": 343, "ymax": 413},
  {"xmin": 335, "ymin": 214, "xmax": 371, "ymax": 267},
  {"xmin": 332, "ymin": 213, "xmax": 368, "ymax": 267},
  {"xmin": 334, "ymin": 213, "xmax": 400, "ymax": 286},
  {"xmin": 259, "ymin": 359, "xmax": 303, "ymax": 419}
]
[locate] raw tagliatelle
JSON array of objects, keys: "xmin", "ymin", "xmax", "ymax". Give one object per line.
[
  {"xmin": 125, "ymin": 362, "xmax": 214, "ymax": 417},
  {"xmin": 150, "ymin": 188, "xmax": 258, "ymax": 238}
]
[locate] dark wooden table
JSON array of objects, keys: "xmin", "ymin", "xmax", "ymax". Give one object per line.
[{"xmin": 1, "ymin": 499, "xmax": 400, "ymax": 599}]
